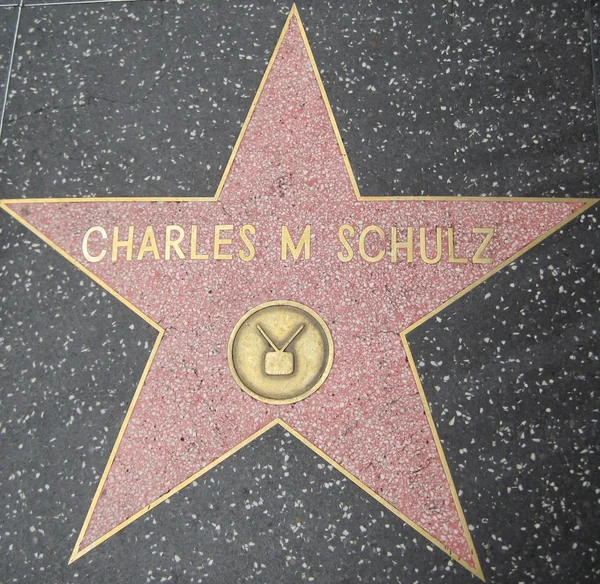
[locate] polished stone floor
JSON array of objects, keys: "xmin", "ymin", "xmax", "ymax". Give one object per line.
[{"xmin": 0, "ymin": 2, "xmax": 599, "ymax": 583}]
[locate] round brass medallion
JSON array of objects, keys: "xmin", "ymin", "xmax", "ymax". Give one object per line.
[{"xmin": 228, "ymin": 300, "xmax": 334, "ymax": 404}]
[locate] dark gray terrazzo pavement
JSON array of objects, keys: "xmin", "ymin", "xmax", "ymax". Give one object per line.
[
  {"xmin": 0, "ymin": 7, "xmax": 17, "ymax": 101},
  {"xmin": 591, "ymin": 0, "xmax": 600, "ymax": 148},
  {"xmin": 0, "ymin": 1, "xmax": 598, "ymax": 582},
  {"xmin": 0, "ymin": 0, "xmax": 598, "ymax": 198}
]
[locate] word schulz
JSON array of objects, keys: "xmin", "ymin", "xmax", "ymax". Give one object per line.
[{"xmin": 82, "ymin": 224, "xmax": 495, "ymax": 264}]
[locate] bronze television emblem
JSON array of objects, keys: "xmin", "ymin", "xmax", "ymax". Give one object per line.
[{"xmin": 228, "ymin": 300, "xmax": 334, "ymax": 404}]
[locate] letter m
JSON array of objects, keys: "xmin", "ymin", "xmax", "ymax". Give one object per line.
[{"xmin": 281, "ymin": 225, "xmax": 311, "ymax": 260}]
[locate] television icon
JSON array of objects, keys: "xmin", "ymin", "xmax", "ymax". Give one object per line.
[{"xmin": 257, "ymin": 323, "xmax": 304, "ymax": 376}]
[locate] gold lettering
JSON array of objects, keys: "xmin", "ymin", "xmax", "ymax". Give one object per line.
[
  {"xmin": 359, "ymin": 225, "xmax": 385, "ymax": 263},
  {"xmin": 137, "ymin": 226, "xmax": 160, "ymax": 260},
  {"xmin": 337, "ymin": 224, "xmax": 355, "ymax": 262},
  {"xmin": 214, "ymin": 225, "xmax": 234, "ymax": 260},
  {"xmin": 391, "ymin": 227, "xmax": 414, "ymax": 263},
  {"xmin": 82, "ymin": 226, "xmax": 107, "ymax": 263},
  {"xmin": 281, "ymin": 225, "xmax": 311, "ymax": 260},
  {"xmin": 419, "ymin": 227, "xmax": 443, "ymax": 264},
  {"xmin": 165, "ymin": 225, "xmax": 185, "ymax": 260},
  {"xmin": 447, "ymin": 227, "xmax": 468, "ymax": 264},
  {"xmin": 472, "ymin": 227, "xmax": 494, "ymax": 264},
  {"xmin": 111, "ymin": 226, "xmax": 134, "ymax": 261},
  {"xmin": 238, "ymin": 224, "xmax": 256, "ymax": 262},
  {"xmin": 190, "ymin": 225, "xmax": 209, "ymax": 260}
]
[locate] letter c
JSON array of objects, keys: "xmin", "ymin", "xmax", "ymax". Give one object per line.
[{"xmin": 82, "ymin": 226, "xmax": 107, "ymax": 263}]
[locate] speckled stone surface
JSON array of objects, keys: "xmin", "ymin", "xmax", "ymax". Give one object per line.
[
  {"xmin": 2, "ymin": 0, "xmax": 599, "ymax": 198},
  {"xmin": 0, "ymin": 2, "xmax": 599, "ymax": 583},
  {"xmin": 0, "ymin": 7, "xmax": 16, "ymax": 98},
  {"xmin": 296, "ymin": 0, "xmax": 600, "ymax": 197},
  {"xmin": 25, "ymin": 1, "xmax": 150, "ymax": 4},
  {"xmin": 592, "ymin": 0, "xmax": 600, "ymax": 147},
  {"xmin": 0, "ymin": 1, "xmax": 291, "ymax": 197}
]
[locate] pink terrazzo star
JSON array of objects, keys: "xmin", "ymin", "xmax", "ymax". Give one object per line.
[{"xmin": 3, "ymin": 8, "xmax": 589, "ymax": 579}]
